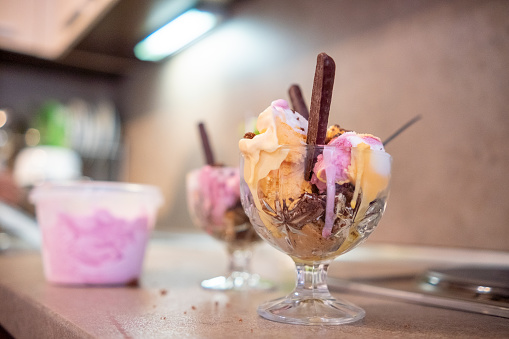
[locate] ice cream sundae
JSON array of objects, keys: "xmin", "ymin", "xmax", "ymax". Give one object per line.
[
  {"xmin": 186, "ymin": 123, "xmax": 268, "ymax": 290},
  {"xmin": 238, "ymin": 52, "xmax": 392, "ymax": 324},
  {"xmin": 239, "ymin": 99, "xmax": 391, "ymax": 263},
  {"xmin": 186, "ymin": 164, "xmax": 259, "ymax": 246}
]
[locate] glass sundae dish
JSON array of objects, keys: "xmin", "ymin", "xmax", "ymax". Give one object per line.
[
  {"xmin": 240, "ymin": 144, "xmax": 391, "ymax": 324},
  {"xmin": 186, "ymin": 123, "xmax": 271, "ymax": 291},
  {"xmin": 238, "ymin": 52, "xmax": 393, "ymax": 324}
]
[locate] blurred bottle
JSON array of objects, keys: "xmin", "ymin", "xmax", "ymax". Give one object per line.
[{"xmin": 34, "ymin": 100, "xmax": 69, "ymax": 147}]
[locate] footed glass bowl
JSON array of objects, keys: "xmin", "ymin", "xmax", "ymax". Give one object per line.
[
  {"xmin": 186, "ymin": 165, "xmax": 271, "ymax": 291},
  {"xmin": 240, "ymin": 144, "xmax": 391, "ymax": 324}
]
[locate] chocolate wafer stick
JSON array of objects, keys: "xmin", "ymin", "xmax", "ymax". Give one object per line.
[
  {"xmin": 198, "ymin": 122, "xmax": 215, "ymax": 165},
  {"xmin": 288, "ymin": 84, "xmax": 309, "ymax": 120},
  {"xmin": 304, "ymin": 53, "xmax": 336, "ymax": 180}
]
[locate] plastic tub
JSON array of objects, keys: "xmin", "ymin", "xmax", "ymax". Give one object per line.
[{"xmin": 29, "ymin": 181, "xmax": 163, "ymax": 285}]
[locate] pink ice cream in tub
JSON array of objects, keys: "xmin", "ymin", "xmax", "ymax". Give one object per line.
[{"xmin": 29, "ymin": 181, "xmax": 163, "ymax": 285}]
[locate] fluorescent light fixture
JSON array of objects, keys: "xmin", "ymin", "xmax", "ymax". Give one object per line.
[{"xmin": 134, "ymin": 9, "xmax": 219, "ymax": 62}]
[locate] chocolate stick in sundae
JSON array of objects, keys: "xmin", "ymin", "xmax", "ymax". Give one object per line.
[
  {"xmin": 288, "ymin": 84, "xmax": 309, "ymax": 120},
  {"xmin": 304, "ymin": 53, "xmax": 336, "ymax": 180},
  {"xmin": 198, "ymin": 122, "xmax": 215, "ymax": 166}
]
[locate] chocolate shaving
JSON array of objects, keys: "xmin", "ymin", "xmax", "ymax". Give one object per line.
[
  {"xmin": 261, "ymin": 193, "xmax": 325, "ymax": 231},
  {"xmin": 304, "ymin": 53, "xmax": 336, "ymax": 180},
  {"xmin": 198, "ymin": 122, "xmax": 215, "ymax": 165},
  {"xmin": 288, "ymin": 84, "xmax": 309, "ymax": 120}
]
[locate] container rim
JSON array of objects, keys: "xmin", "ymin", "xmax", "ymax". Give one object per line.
[
  {"xmin": 244, "ymin": 144, "xmax": 392, "ymax": 159},
  {"xmin": 29, "ymin": 180, "xmax": 164, "ymax": 204}
]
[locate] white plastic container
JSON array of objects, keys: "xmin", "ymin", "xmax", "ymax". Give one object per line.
[{"xmin": 29, "ymin": 181, "xmax": 163, "ymax": 285}]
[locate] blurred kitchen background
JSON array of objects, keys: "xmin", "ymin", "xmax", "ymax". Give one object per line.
[{"xmin": 1, "ymin": 0, "xmax": 508, "ymax": 251}]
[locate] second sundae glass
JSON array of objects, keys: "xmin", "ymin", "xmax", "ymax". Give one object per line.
[
  {"xmin": 186, "ymin": 165, "xmax": 272, "ymax": 291},
  {"xmin": 240, "ymin": 145, "xmax": 391, "ymax": 324}
]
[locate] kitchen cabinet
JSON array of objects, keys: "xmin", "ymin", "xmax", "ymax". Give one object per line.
[{"xmin": 0, "ymin": 0, "xmax": 118, "ymax": 59}]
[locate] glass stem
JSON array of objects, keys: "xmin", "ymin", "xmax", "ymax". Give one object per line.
[
  {"xmin": 227, "ymin": 245, "xmax": 252, "ymax": 274},
  {"xmin": 293, "ymin": 262, "xmax": 332, "ymax": 299}
]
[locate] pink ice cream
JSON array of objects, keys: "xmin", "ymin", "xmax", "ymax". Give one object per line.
[
  {"xmin": 41, "ymin": 209, "xmax": 150, "ymax": 284},
  {"xmin": 29, "ymin": 181, "xmax": 163, "ymax": 285},
  {"xmin": 309, "ymin": 132, "xmax": 388, "ymax": 237},
  {"xmin": 187, "ymin": 165, "xmax": 241, "ymax": 226},
  {"xmin": 311, "ymin": 132, "xmax": 385, "ymax": 192}
]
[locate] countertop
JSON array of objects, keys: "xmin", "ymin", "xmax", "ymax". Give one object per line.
[{"xmin": 1, "ymin": 232, "xmax": 508, "ymax": 338}]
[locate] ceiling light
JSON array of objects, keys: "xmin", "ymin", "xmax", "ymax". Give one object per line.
[{"xmin": 134, "ymin": 9, "xmax": 219, "ymax": 62}]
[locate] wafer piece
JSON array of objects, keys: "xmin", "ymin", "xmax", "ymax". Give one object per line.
[
  {"xmin": 304, "ymin": 53, "xmax": 336, "ymax": 180},
  {"xmin": 288, "ymin": 84, "xmax": 309, "ymax": 120},
  {"xmin": 198, "ymin": 122, "xmax": 215, "ymax": 165}
]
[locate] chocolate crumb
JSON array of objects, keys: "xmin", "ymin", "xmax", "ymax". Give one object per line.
[
  {"xmin": 191, "ymin": 306, "xmax": 196, "ymax": 310},
  {"xmin": 239, "ymin": 318, "xmax": 243, "ymax": 322},
  {"xmin": 243, "ymin": 132, "xmax": 256, "ymax": 139},
  {"xmin": 184, "ymin": 311, "xmax": 187, "ymax": 314},
  {"xmin": 125, "ymin": 278, "xmax": 139, "ymax": 287},
  {"xmin": 160, "ymin": 289, "xmax": 167, "ymax": 296}
]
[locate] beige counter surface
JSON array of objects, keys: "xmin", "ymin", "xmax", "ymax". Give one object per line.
[{"xmin": 1, "ymin": 232, "xmax": 508, "ymax": 338}]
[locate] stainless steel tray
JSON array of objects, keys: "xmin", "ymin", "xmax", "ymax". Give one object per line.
[{"xmin": 329, "ymin": 265, "xmax": 509, "ymax": 318}]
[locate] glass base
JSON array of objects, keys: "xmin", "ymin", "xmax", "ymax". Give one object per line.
[
  {"xmin": 257, "ymin": 294, "xmax": 365, "ymax": 325},
  {"xmin": 201, "ymin": 271, "xmax": 274, "ymax": 291}
]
